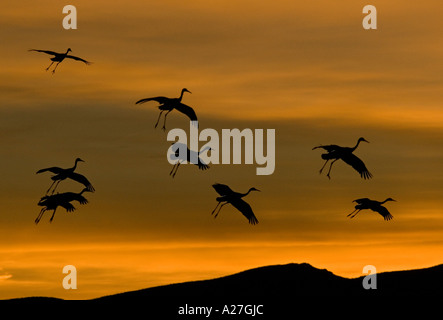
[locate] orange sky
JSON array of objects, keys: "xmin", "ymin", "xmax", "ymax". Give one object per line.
[{"xmin": 0, "ymin": 1, "xmax": 442, "ymax": 299}]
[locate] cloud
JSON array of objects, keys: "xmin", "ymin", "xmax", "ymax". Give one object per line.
[{"xmin": 0, "ymin": 269, "xmax": 12, "ymax": 281}]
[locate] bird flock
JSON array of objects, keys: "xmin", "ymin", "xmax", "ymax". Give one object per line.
[
  {"xmin": 35, "ymin": 157, "xmax": 95, "ymax": 224},
  {"xmin": 29, "ymin": 48, "xmax": 395, "ymax": 225},
  {"xmin": 313, "ymin": 137, "xmax": 395, "ymax": 220}
]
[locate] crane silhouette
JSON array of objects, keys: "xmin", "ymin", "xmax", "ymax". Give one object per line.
[
  {"xmin": 169, "ymin": 143, "xmax": 211, "ymax": 178},
  {"xmin": 211, "ymin": 183, "xmax": 260, "ymax": 225},
  {"xmin": 29, "ymin": 48, "xmax": 91, "ymax": 74},
  {"xmin": 36, "ymin": 158, "xmax": 95, "ymax": 195},
  {"xmin": 35, "ymin": 189, "xmax": 90, "ymax": 224},
  {"xmin": 135, "ymin": 88, "xmax": 197, "ymax": 130},
  {"xmin": 348, "ymin": 198, "xmax": 395, "ymax": 221},
  {"xmin": 312, "ymin": 137, "xmax": 372, "ymax": 179}
]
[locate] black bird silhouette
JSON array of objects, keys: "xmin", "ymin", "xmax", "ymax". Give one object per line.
[
  {"xmin": 211, "ymin": 183, "xmax": 260, "ymax": 225},
  {"xmin": 35, "ymin": 188, "xmax": 90, "ymax": 224},
  {"xmin": 312, "ymin": 137, "xmax": 372, "ymax": 179},
  {"xmin": 348, "ymin": 198, "xmax": 395, "ymax": 221},
  {"xmin": 29, "ymin": 48, "xmax": 91, "ymax": 74},
  {"xmin": 135, "ymin": 88, "xmax": 197, "ymax": 130},
  {"xmin": 36, "ymin": 195, "xmax": 75, "ymax": 224},
  {"xmin": 36, "ymin": 158, "xmax": 95, "ymax": 195},
  {"xmin": 169, "ymin": 143, "xmax": 211, "ymax": 178}
]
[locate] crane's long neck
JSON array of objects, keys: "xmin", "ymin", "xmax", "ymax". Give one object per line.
[
  {"xmin": 352, "ymin": 139, "xmax": 362, "ymax": 152},
  {"xmin": 381, "ymin": 198, "xmax": 391, "ymax": 204},
  {"xmin": 179, "ymin": 89, "xmax": 187, "ymax": 101},
  {"xmin": 241, "ymin": 188, "xmax": 254, "ymax": 197},
  {"xmin": 198, "ymin": 146, "xmax": 211, "ymax": 155},
  {"xmin": 178, "ymin": 90, "xmax": 184, "ymax": 101},
  {"xmin": 72, "ymin": 159, "xmax": 79, "ymax": 171}
]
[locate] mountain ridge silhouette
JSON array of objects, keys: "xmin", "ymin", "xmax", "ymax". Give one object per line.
[
  {"xmin": 4, "ymin": 262, "xmax": 443, "ymax": 303},
  {"xmin": 95, "ymin": 262, "xmax": 443, "ymax": 300}
]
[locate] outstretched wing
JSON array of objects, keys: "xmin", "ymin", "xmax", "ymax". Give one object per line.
[
  {"xmin": 67, "ymin": 172, "xmax": 95, "ymax": 192},
  {"xmin": 197, "ymin": 157, "xmax": 209, "ymax": 170},
  {"xmin": 65, "ymin": 55, "xmax": 92, "ymax": 65},
  {"xmin": 29, "ymin": 49, "xmax": 58, "ymax": 56},
  {"xmin": 58, "ymin": 192, "xmax": 89, "ymax": 205},
  {"xmin": 353, "ymin": 198, "xmax": 372, "ymax": 205},
  {"xmin": 60, "ymin": 201, "xmax": 76, "ymax": 213},
  {"xmin": 230, "ymin": 198, "xmax": 259, "ymax": 225},
  {"xmin": 341, "ymin": 153, "xmax": 372, "ymax": 179},
  {"xmin": 74, "ymin": 195, "xmax": 89, "ymax": 205},
  {"xmin": 135, "ymin": 96, "xmax": 170, "ymax": 105},
  {"xmin": 312, "ymin": 144, "xmax": 340, "ymax": 152},
  {"xmin": 174, "ymin": 103, "xmax": 198, "ymax": 122},
  {"xmin": 373, "ymin": 205, "xmax": 393, "ymax": 221},
  {"xmin": 36, "ymin": 166, "xmax": 64, "ymax": 174},
  {"xmin": 212, "ymin": 183, "xmax": 235, "ymax": 196}
]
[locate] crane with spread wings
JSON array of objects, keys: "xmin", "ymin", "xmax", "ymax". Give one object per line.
[
  {"xmin": 211, "ymin": 183, "xmax": 260, "ymax": 225},
  {"xmin": 169, "ymin": 143, "xmax": 211, "ymax": 178},
  {"xmin": 35, "ymin": 188, "xmax": 90, "ymax": 224},
  {"xmin": 348, "ymin": 198, "xmax": 395, "ymax": 221},
  {"xmin": 29, "ymin": 48, "xmax": 91, "ymax": 74},
  {"xmin": 36, "ymin": 158, "xmax": 95, "ymax": 195},
  {"xmin": 313, "ymin": 137, "xmax": 372, "ymax": 179},
  {"xmin": 135, "ymin": 88, "xmax": 197, "ymax": 130}
]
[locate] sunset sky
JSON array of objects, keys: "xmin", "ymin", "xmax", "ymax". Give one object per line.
[{"xmin": 0, "ymin": 0, "xmax": 442, "ymax": 299}]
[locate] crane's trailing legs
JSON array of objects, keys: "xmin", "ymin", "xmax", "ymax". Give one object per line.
[
  {"xmin": 46, "ymin": 180, "xmax": 62, "ymax": 195},
  {"xmin": 35, "ymin": 207, "xmax": 58, "ymax": 224},
  {"xmin": 211, "ymin": 201, "xmax": 228, "ymax": 218},
  {"xmin": 169, "ymin": 161, "xmax": 182, "ymax": 178},
  {"xmin": 46, "ymin": 180, "xmax": 58, "ymax": 195},
  {"xmin": 35, "ymin": 208, "xmax": 46, "ymax": 224},
  {"xmin": 49, "ymin": 208, "xmax": 57, "ymax": 222},
  {"xmin": 51, "ymin": 62, "xmax": 62, "ymax": 74},
  {"xmin": 319, "ymin": 159, "xmax": 329, "ymax": 174},
  {"xmin": 46, "ymin": 61, "xmax": 55, "ymax": 72},
  {"xmin": 347, "ymin": 209, "xmax": 361, "ymax": 219},
  {"xmin": 326, "ymin": 159, "xmax": 338, "ymax": 179},
  {"xmin": 154, "ymin": 111, "xmax": 165, "ymax": 128},
  {"xmin": 154, "ymin": 109, "xmax": 172, "ymax": 131},
  {"xmin": 46, "ymin": 181, "xmax": 56, "ymax": 194},
  {"xmin": 162, "ymin": 110, "xmax": 172, "ymax": 131},
  {"xmin": 211, "ymin": 202, "xmax": 222, "ymax": 215}
]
